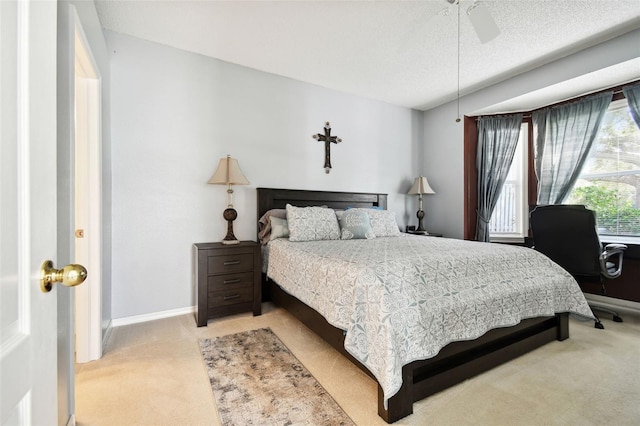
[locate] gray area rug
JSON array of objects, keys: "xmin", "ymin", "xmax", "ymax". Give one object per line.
[{"xmin": 199, "ymin": 328, "xmax": 355, "ymax": 426}]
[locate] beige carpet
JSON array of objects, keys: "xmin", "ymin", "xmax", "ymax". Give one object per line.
[
  {"xmin": 76, "ymin": 304, "xmax": 640, "ymax": 425},
  {"xmin": 200, "ymin": 328, "xmax": 354, "ymax": 425}
]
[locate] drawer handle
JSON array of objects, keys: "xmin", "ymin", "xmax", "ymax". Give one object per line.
[
  {"xmin": 223, "ymin": 294, "xmax": 241, "ymax": 300},
  {"xmin": 223, "ymin": 260, "xmax": 241, "ymax": 266},
  {"xmin": 223, "ymin": 278, "xmax": 241, "ymax": 284}
]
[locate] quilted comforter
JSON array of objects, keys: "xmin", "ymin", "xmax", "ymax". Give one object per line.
[{"xmin": 266, "ymin": 235, "xmax": 593, "ymax": 404}]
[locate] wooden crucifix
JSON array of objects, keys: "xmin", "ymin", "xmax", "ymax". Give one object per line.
[{"xmin": 312, "ymin": 121, "xmax": 342, "ymax": 174}]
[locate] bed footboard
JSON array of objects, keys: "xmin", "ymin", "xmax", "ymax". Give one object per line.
[
  {"xmin": 378, "ymin": 312, "xmax": 569, "ymax": 422},
  {"xmin": 270, "ymin": 277, "xmax": 569, "ymax": 423}
]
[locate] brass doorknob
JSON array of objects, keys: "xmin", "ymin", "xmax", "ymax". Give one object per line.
[{"xmin": 40, "ymin": 260, "xmax": 88, "ymax": 293}]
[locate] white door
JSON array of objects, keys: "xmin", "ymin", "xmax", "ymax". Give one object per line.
[{"xmin": 0, "ymin": 1, "xmax": 61, "ymax": 424}]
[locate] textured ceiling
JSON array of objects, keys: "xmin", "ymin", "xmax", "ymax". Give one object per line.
[{"xmin": 95, "ymin": 0, "xmax": 640, "ymax": 112}]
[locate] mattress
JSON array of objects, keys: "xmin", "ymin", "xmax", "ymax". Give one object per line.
[{"xmin": 265, "ymin": 234, "xmax": 594, "ymax": 404}]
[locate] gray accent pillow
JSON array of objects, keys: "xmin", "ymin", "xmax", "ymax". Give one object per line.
[
  {"xmin": 338, "ymin": 209, "xmax": 376, "ymax": 240},
  {"xmin": 286, "ymin": 204, "xmax": 340, "ymax": 242}
]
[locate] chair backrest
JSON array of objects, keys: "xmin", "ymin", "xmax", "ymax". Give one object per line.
[{"xmin": 530, "ymin": 205, "xmax": 603, "ymax": 278}]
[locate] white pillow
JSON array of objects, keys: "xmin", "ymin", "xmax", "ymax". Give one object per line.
[
  {"xmin": 356, "ymin": 208, "xmax": 401, "ymax": 237},
  {"xmin": 286, "ymin": 204, "xmax": 340, "ymax": 242},
  {"xmin": 269, "ymin": 217, "xmax": 290, "ymax": 241}
]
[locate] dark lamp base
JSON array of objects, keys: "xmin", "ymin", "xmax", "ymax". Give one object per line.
[
  {"xmin": 416, "ymin": 209, "xmax": 427, "ymax": 233},
  {"xmin": 222, "ymin": 207, "xmax": 239, "ymax": 244}
]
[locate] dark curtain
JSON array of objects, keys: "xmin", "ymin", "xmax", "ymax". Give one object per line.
[
  {"xmin": 475, "ymin": 114, "xmax": 523, "ymax": 242},
  {"xmin": 533, "ymin": 91, "xmax": 612, "ymax": 205},
  {"xmin": 623, "ymin": 82, "xmax": 640, "ymax": 129}
]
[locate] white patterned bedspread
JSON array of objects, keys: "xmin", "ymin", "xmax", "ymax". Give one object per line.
[{"xmin": 266, "ymin": 234, "xmax": 593, "ymax": 405}]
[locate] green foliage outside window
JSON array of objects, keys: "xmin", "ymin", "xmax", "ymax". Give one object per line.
[
  {"xmin": 566, "ymin": 98, "xmax": 640, "ymax": 237},
  {"xmin": 570, "ymin": 185, "xmax": 640, "ymax": 235}
]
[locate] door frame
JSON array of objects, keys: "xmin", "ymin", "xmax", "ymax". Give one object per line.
[{"xmin": 71, "ymin": 5, "xmax": 103, "ymax": 363}]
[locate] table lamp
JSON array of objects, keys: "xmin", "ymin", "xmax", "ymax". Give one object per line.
[
  {"xmin": 208, "ymin": 155, "xmax": 249, "ymax": 244},
  {"xmin": 407, "ymin": 176, "xmax": 435, "ymax": 235}
]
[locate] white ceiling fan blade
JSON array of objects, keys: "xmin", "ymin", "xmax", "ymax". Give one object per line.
[{"xmin": 467, "ymin": 2, "xmax": 500, "ymax": 43}]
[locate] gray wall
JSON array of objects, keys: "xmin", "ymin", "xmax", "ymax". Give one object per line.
[
  {"xmin": 107, "ymin": 31, "xmax": 423, "ymax": 319},
  {"xmin": 56, "ymin": 0, "xmax": 111, "ymax": 423},
  {"xmin": 422, "ymin": 29, "xmax": 640, "ymax": 240}
]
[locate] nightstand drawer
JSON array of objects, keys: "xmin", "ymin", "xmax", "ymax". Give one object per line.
[
  {"xmin": 209, "ymin": 287, "xmax": 253, "ymax": 308},
  {"xmin": 208, "ymin": 253, "xmax": 253, "ymax": 274},
  {"xmin": 208, "ymin": 271, "xmax": 254, "ymax": 291}
]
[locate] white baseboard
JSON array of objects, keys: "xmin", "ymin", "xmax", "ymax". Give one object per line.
[
  {"xmin": 66, "ymin": 414, "xmax": 76, "ymax": 426},
  {"xmin": 102, "ymin": 319, "xmax": 113, "ymax": 349},
  {"xmin": 111, "ymin": 306, "xmax": 195, "ymax": 328},
  {"xmin": 585, "ymin": 294, "xmax": 640, "ymax": 316}
]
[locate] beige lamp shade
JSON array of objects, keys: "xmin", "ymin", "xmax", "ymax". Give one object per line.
[
  {"xmin": 407, "ymin": 176, "xmax": 435, "ymax": 195},
  {"xmin": 208, "ymin": 155, "xmax": 250, "ymax": 185}
]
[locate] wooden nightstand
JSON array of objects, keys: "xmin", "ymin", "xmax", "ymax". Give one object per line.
[{"xmin": 193, "ymin": 241, "xmax": 261, "ymax": 327}]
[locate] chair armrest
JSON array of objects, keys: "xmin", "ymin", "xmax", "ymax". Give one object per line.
[
  {"xmin": 604, "ymin": 243, "xmax": 627, "ymax": 254},
  {"xmin": 600, "ymin": 244, "xmax": 627, "ymax": 279}
]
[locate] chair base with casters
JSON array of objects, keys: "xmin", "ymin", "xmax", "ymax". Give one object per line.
[
  {"xmin": 589, "ymin": 305, "xmax": 622, "ymax": 329},
  {"xmin": 529, "ymin": 205, "xmax": 627, "ymax": 330},
  {"xmin": 579, "ymin": 272, "xmax": 625, "ymax": 329}
]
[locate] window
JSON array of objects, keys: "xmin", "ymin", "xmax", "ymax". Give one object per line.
[
  {"xmin": 566, "ymin": 98, "xmax": 640, "ymax": 237},
  {"xmin": 489, "ymin": 123, "xmax": 529, "ymax": 241}
]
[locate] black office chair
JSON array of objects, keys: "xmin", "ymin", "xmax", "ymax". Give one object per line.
[{"xmin": 530, "ymin": 204, "xmax": 627, "ymax": 329}]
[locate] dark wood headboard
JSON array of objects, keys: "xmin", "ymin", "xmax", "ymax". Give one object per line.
[{"xmin": 257, "ymin": 188, "xmax": 388, "ymax": 219}]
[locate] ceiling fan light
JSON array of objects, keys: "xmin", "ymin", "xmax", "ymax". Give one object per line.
[{"xmin": 467, "ymin": 3, "xmax": 500, "ymax": 43}]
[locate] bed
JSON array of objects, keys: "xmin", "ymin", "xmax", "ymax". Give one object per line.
[{"xmin": 257, "ymin": 187, "xmax": 593, "ymax": 423}]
